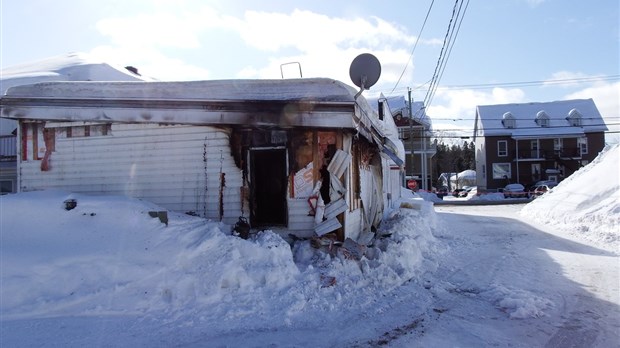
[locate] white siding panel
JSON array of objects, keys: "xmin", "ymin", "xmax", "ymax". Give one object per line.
[
  {"xmin": 286, "ymin": 198, "xmax": 315, "ymax": 236},
  {"xmin": 344, "ymin": 208, "xmax": 362, "ymax": 241},
  {"xmin": 19, "ymin": 124, "xmax": 246, "ymax": 223}
]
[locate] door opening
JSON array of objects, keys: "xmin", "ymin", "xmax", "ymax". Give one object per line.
[{"xmin": 250, "ymin": 148, "xmax": 288, "ymax": 226}]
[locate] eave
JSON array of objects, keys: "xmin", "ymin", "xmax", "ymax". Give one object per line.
[{"xmin": 1, "ymin": 96, "xmax": 356, "ymax": 129}]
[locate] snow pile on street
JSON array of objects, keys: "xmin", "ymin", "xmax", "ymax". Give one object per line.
[
  {"xmin": 521, "ymin": 144, "xmax": 620, "ymax": 249},
  {"xmin": 470, "ymin": 192, "xmax": 505, "ymax": 201},
  {"xmin": 413, "ymin": 189, "xmax": 443, "ymax": 202},
  {"xmin": 415, "ymin": 189, "xmax": 505, "ymax": 202},
  {"xmin": 0, "ymin": 190, "xmax": 439, "ymax": 325},
  {"xmin": 484, "ymin": 284, "xmax": 554, "ymax": 319}
]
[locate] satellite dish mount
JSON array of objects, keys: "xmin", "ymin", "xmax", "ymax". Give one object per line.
[{"xmin": 349, "ymin": 53, "xmax": 381, "ymax": 99}]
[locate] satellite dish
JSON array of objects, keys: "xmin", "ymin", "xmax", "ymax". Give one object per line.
[{"xmin": 349, "ymin": 53, "xmax": 381, "ymax": 90}]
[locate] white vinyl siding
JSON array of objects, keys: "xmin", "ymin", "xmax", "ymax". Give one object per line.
[{"xmin": 18, "ymin": 123, "xmax": 245, "ymax": 225}]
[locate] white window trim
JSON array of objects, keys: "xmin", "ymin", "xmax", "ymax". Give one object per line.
[
  {"xmin": 497, "ymin": 140, "xmax": 508, "ymax": 157},
  {"xmin": 578, "ymin": 137, "xmax": 588, "ymax": 155},
  {"xmin": 492, "ymin": 163, "xmax": 511, "ymax": 179},
  {"xmin": 554, "ymin": 138, "xmax": 563, "ymax": 151}
]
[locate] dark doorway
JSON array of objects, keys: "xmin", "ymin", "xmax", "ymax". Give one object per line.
[{"xmin": 250, "ymin": 148, "xmax": 288, "ymax": 226}]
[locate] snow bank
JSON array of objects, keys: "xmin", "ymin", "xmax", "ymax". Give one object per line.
[
  {"xmin": 414, "ymin": 189, "xmax": 443, "ymax": 203},
  {"xmin": 469, "ymin": 192, "xmax": 505, "ymax": 201},
  {"xmin": 521, "ymin": 144, "xmax": 620, "ymax": 249},
  {"xmin": 0, "ymin": 191, "xmax": 301, "ymax": 319},
  {"xmin": 0, "ymin": 190, "xmax": 439, "ymax": 325}
]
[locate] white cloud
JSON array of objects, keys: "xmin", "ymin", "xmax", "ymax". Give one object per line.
[
  {"xmin": 96, "ymin": 11, "xmax": 210, "ymax": 49},
  {"xmin": 235, "ymin": 10, "xmax": 414, "ymax": 52},
  {"xmin": 565, "ymin": 81, "xmax": 620, "ymax": 144},
  {"xmin": 543, "ymin": 71, "xmax": 601, "ymax": 88},
  {"xmin": 427, "ymin": 87, "xmax": 526, "ymax": 120},
  {"xmin": 422, "ymin": 87, "xmax": 526, "ymax": 138},
  {"xmin": 90, "ymin": 6, "xmax": 425, "ymax": 83},
  {"xmin": 89, "ymin": 46, "xmax": 212, "ymax": 81},
  {"xmin": 235, "ymin": 47, "xmax": 413, "ymax": 87}
]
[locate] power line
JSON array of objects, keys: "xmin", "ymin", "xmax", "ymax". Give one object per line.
[
  {"xmin": 429, "ymin": 116, "xmax": 620, "ymax": 121},
  {"xmin": 379, "ymin": 74, "xmax": 620, "ymax": 96},
  {"xmin": 416, "ymin": 129, "xmax": 620, "ymax": 139},
  {"xmin": 438, "ymin": 74, "xmax": 620, "ymax": 90},
  {"xmin": 425, "ymin": 0, "xmax": 470, "ymax": 108},
  {"xmin": 389, "ymin": 0, "xmax": 435, "ymax": 96},
  {"xmin": 398, "ymin": 121, "xmax": 620, "ymax": 133}
]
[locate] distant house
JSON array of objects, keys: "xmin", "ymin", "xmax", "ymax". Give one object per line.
[
  {"xmin": 371, "ymin": 96, "xmax": 436, "ymax": 191},
  {"xmin": 0, "ymin": 78, "xmax": 404, "ymax": 243},
  {"xmin": 473, "ymin": 99, "xmax": 607, "ymax": 191}
]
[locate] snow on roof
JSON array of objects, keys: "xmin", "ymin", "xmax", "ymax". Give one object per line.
[
  {"xmin": 451, "ymin": 169, "xmax": 476, "ymax": 179},
  {"xmin": 1, "ymin": 52, "xmax": 148, "ymax": 93},
  {"xmin": 0, "ymin": 55, "xmax": 404, "ymax": 166},
  {"xmin": 3, "ymin": 78, "xmax": 359, "ymax": 103},
  {"xmin": 368, "ymin": 95, "xmax": 432, "ymax": 129},
  {"xmin": 0, "ymin": 52, "xmax": 149, "ymax": 135},
  {"xmin": 475, "ymin": 99, "xmax": 608, "ymax": 138}
]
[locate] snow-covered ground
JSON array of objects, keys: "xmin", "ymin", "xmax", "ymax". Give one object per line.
[{"xmin": 1, "ymin": 145, "xmax": 618, "ymax": 347}]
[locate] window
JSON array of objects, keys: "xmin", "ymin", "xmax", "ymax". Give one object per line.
[
  {"xmin": 502, "ymin": 112, "xmax": 516, "ymax": 129},
  {"xmin": 567, "ymin": 108, "xmax": 582, "ymax": 126},
  {"xmin": 492, "ymin": 163, "xmax": 511, "ymax": 179},
  {"xmin": 535, "ymin": 111, "xmax": 550, "ymax": 127},
  {"xmin": 578, "ymin": 137, "xmax": 588, "ymax": 155},
  {"xmin": 497, "ymin": 140, "xmax": 508, "ymax": 157},
  {"xmin": 531, "ymin": 163, "xmax": 541, "ymax": 181},
  {"xmin": 530, "ymin": 140, "xmax": 539, "ymax": 158},
  {"xmin": 554, "ymin": 138, "xmax": 563, "ymax": 153},
  {"xmin": 66, "ymin": 124, "xmax": 110, "ymax": 138},
  {"xmin": 398, "ymin": 127, "xmax": 409, "ymax": 140}
]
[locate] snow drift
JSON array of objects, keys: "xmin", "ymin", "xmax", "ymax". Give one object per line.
[
  {"xmin": 521, "ymin": 144, "xmax": 620, "ymax": 249},
  {"xmin": 0, "ymin": 190, "xmax": 438, "ymax": 325}
]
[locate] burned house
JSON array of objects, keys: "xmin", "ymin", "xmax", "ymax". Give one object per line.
[{"xmin": 0, "ymin": 78, "xmax": 405, "ymax": 243}]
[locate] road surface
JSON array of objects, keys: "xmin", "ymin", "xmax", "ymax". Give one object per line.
[{"xmin": 380, "ymin": 204, "xmax": 620, "ymax": 347}]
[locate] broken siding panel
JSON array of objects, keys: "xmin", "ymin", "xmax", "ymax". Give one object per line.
[
  {"xmin": 344, "ymin": 208, "xmax": 362, "ymax": 241},
  {"xmin": 286, "ymin": 198, "xmax": 316, "ymax": 237},
  {"xmin": 19, "ymin": 123, "xmax": 244, "ymax": 223},
  {"xmin": 327, "ymin": 150, "xmax": 352, "ymax": 178},
  {"xmin": 358, "ymin": 166, "xmax": 378, "ymax": 232}
]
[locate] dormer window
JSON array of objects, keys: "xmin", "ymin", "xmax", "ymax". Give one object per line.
[
  {"xmin": 567, "ymin": 108, "xmax": 582, "ymax": 126},
  {"xmin": 501, "ymin": 112, "xmax": 516, "ymax": 128},
  {"xmin": 535, "ymin": 110, "xmax": 550, "ymax": 127}
]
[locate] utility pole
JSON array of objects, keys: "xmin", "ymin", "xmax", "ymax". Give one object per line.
[
  {"xmin": 422, "ymin": 111, "xmax": 427, "ymax": 191},
  {"xmin": 408, "ymin": 88, "xmax": 414, "ymax": 185}
]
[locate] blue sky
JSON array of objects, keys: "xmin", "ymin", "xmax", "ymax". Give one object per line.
[{"xmin": 1, "ymin": 0, "xmax": 619, "ymax": 140}]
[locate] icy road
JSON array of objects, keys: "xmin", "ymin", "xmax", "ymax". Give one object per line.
[{"xmin": 372, "ymin": 204, "xmax": 620, "ymax": 348}]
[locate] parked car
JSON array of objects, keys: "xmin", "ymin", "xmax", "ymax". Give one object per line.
[
  {"xmin": 529, "ymin": 182, "xmax": 557, "ymax": 198},
  {"xmin": 452, "ymin": 188, "xmax": 466, "ymax": 197},
  {"xmin": 503, "ymin": 183, "xmax": 527, "ymax": 198},
  {"xmin": 458, "ymin": 186, "xmax": 476, "ymax": 197},
  {"xmin": 436, "ymin": 186, "xmax": 449, "ymax": 199}
]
